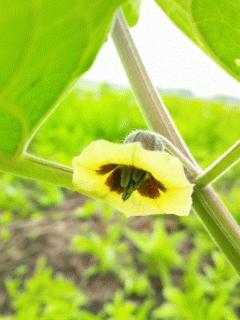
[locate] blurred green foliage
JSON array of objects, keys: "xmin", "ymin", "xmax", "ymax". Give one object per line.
[
  {"xmin": 0, "ymin": 83, "xmax": 239, "ymax": 319},
  {"xmin": 126, "ymin": 222, "xmax": 184, "ymax": 285},
  {"xmin": 2, "ymin": 258, "xmax": 95, "ymax": 320},
  {"xmin": 31, "ymin": 83, "xmax": 240, "ymax": 168},
  {"xmin": 72, "ymin": 224, "xmax": 128, "ymax": 277},
  {"xmin": 153, "ymin": 250, "xmax": 240, "ymax": 320},
  {"xmin": 103, "ymin": 292, "xmax": 153, "ymax": 320}
]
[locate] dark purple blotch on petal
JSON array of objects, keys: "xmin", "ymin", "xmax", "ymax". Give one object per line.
[{"xmin": 97, "ymin": 163, "xmax": 167, "ymax": 200}]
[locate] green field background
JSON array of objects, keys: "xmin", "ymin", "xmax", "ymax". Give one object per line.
[{"xmin": 0, "ymin": 83, "xmax": 239, "ymax": 319}]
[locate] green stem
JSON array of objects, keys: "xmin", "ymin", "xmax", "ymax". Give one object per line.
[
  {"xmin": 112, "ymin": 12, "xmax": 197, "ymax": 165},
  {"xmin": 112, "ymin": 11, "xmax": 240, "ymax": 274},
  {"xmin": 0, "ymin": 153, "xmax": 74, "ymax": 190},
  {"xmin": 193, "ymin": 186, "xmax": 240, "ymax": 266},
  {"xmin": 195, "ymin": 140, "xmax": 240, "ymax": 186}
]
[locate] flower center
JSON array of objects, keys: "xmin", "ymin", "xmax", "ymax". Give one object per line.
[
  {"xmin": 97, "ymin": 164, "xmax": 166, "ymax": 201},
  {"xmin": 120, "ymin": 167, "xmax": 146, "ymax": 201}
]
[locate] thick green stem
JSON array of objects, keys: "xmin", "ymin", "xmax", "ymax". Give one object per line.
[
  {"xmin": 196, "ymin": 140, "xmax": 240, "ymax": 186},
  {"xmin": 112, "ymin": 11, "xmax": 240, "ymax": 273},
  {"xmin": 193, "ymin": 186, "xmax": 240, "ymax": 267},
  {"xmin": 0, "ymin": 153, "xmax": 74, "ymax": 190}
]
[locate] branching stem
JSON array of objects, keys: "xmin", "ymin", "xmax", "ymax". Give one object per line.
[
  {"xmin": 196, "ymin": 140, "xmax": 240, "ymax": 186},
  {"xmin": 112, "ymin": 11, "xmax": 240, "ymax": 274}
]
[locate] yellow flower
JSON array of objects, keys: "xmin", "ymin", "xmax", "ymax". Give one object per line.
[{"xmin": 72, "ymin": 140, "xmax": 194, "ymax": 217}]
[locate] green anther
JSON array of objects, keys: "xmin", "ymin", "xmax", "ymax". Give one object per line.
[
  {"xmin": 120, "ymin": 166, "xmax": 131, "ymax": 188},
  {"xmin": 122, "ymin": 183, "xmax": 135, "ymax": 201},
  {"xmin": 132, "ymin": 168, "xmax": 146, "ymax": 184},
  {"xmin": 120, "ymin": 166, "xmax": 146, "ymax": 201}
]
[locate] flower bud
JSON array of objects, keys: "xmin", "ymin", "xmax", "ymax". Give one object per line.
[{"xmin": 124, "ymin": 130, "xmax": 165, "ymax": 151}]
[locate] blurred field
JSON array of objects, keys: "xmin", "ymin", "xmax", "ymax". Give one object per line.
[{"xmin": 0, "ymin": 83, "xmax": 239, "ymax": 319}]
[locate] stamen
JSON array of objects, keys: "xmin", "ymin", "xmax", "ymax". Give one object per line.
[
  {"xmin": 132, "ymin": 168, "xmax": 146, "ymax": 184},
  {"xmin": 120, "ymin": 166, "xmax": 133, "ymax": 188},
  {"xmin": 121, "ymin": 167, "xmax": 146, "ymax": 201},
  {"xmin": 104, "ymin": 165, "xmax": 167, "ymax": 201},
  {"xmin": 122, "ymin": 184, "xmax": 135, "ymax": 201}
]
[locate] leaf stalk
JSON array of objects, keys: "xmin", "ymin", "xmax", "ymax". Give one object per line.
[
  {"xmin": 195, "ymin": 140, "xmax": 240, "ymax": 186},
  {"xmin": 0, "ymin": 153, "xmax": 74, "ymax": 190}
]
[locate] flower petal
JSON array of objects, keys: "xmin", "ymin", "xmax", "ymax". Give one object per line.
[
  {"xmin": 133, "ymin": 143, "xmax": 191, "ymax": 188},
  {"xmin": 72, "ymin": 139, "xmax": 194, "ymax": 217},
  {"xmin": 72, "ymin": 164, "xmax": 109, "ymax": 198},
  {"xmin": 73, "ymin": 140, "xmax": 136, "ymax": 171},
  {"xmin": 104, "ymin": 185, "xmax": 193, "ymax": 217},
  {"xmin": 105, "ymin": 190, "xmax": 160, "ymax": 216},
  {"xmin": 155, "ymin": 187, "xmax": 193, "ymax": 216}
]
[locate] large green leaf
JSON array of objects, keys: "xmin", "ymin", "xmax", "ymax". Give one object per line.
[
  {"xmin": 0, "ymin": 0, "xmax": 123, "ymax": 157},
  {"xmin": 155, "ymin": 0, "xmax": 240, "ymax": 81}
]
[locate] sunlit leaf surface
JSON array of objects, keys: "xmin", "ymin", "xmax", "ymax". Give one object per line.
[
  {"xmin": 0, "ymin": 0, "xmax": 123, "ymax": 156},
  {"xmin": 155, "ymin": 0, "xmax": 240, "ymax": 81}
]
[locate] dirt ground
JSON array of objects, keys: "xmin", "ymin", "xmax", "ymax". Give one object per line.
[{"xmin": 0, "ymin": 194, "xmax": 164, "ymax": 314}]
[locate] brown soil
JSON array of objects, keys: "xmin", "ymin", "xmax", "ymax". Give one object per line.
[{"xmin": 0, "ymin": 194, "xmax": 159, "ymax": 314}]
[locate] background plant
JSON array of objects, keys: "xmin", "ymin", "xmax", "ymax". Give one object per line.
[{"xmin": 0, "ymin": 84, "xmax": 239, "ymax": 318}]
